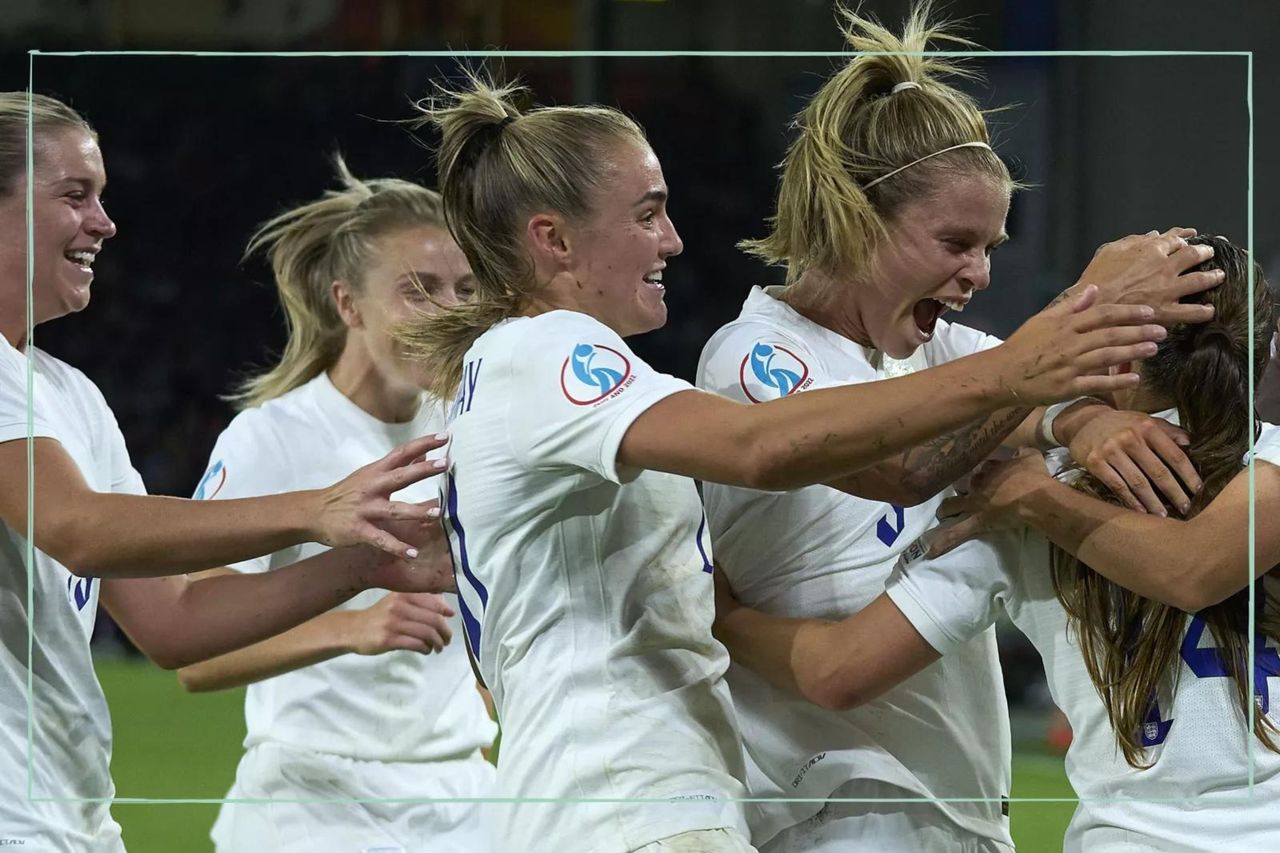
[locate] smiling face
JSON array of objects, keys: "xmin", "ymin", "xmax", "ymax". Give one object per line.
[
  {"xmin": 0, "ymin": 128, "xmax": 116, "ymax": 332},
  {"xmin": 563, "ymin": 140, "xmax": 684, "ymax": 337},
  {"xmin": 857, "ymin": 173, "xmax": 1010, "ymax": 358}
]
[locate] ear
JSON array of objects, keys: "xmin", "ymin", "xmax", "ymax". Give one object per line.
[
  {"xmin": 331, "ymin": 280, "xmax": 361, "ymax": 329},
  {"xmin": 526, "ymin": 212, "xmax": 573, "ymax": 269}
]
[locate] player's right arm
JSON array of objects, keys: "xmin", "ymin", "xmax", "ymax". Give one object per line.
[
  {"xmin": 622, "ymin": 288, "xmax": 1164, "ymax": 488},
  {"xmin": 928, "ymin": 445, "xmax": 1280, "ymax": 613},
  {"xmin": 0, "ymin": 434, "xmax": 445, "ymax": 576},
  {"xmin": 175, "ymin": 577, "xmax": 455, "ymax": 692},
  {"xmin": 713, "ymin": 532, "xmax": 1018, "ymax": 711}
]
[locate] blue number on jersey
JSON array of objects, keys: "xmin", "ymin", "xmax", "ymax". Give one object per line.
[
  {"xmin": 877, "ymin": 504, "xmax": 907, "ymax": 547},
  {"xmin": 444, "ymin": 471, "xmax": 489, "ymax": 654},
  {"xmin": 695, "ymin": 514, "xmax": 713, "ymax": 574},
  {"xmin": 1141, "ymin": 614, "xmax": 1280, "ymax": 747},
  {"xmin": 1181, "ymin": 614, "xmax": 1280, "ymax": 714},
  {"xmin": 66, "ymin": 574, "xmax": 94, "ymax": 611}
]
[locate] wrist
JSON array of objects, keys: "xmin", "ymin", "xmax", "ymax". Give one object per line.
[
  {"xmin": 1050, "ymin": 398, "xmax": 1109, "ymax": 446},
  {"xmin": 291, "ymin": 489, "xmax": 324, "ymax": 544},
  {"xmin": 330, "ymin": 609, "xmax": 362, "ymax": 654}
]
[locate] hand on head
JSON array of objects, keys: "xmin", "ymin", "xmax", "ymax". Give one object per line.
[{"xmin": 1073, "ymin": 227, "xmax": 1223, "ymax": 325}]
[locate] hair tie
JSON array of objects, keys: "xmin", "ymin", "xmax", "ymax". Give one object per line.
[
  {"xmin": 891, "ymin": 81, "xmax": 921, "ymax": 94},
  {"xmin": 499, "ymin": 115, "xmax": 516, "ymax": 129}
]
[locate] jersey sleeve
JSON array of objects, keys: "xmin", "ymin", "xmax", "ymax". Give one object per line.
[
  {"xmin": 0, "ymin": 346, "xmax": 55, "ymax": 444},
  {"xmin": 90, "ymin": 387, "xmax": 146, "ymax": 497},
  {"xmin": 1249, "ymin": 423, "xmax": 1280, "ymax": 467},
  {"xmin": 505, "ymin": 312, "xmax": 693, "ymax": 484},
  {"xmin": 193, "ymin": 408, "xmax": 295, "ymax": 574},
  {"xmin": 696, "ymin": 320, "xmax": 838, "ymax": 404},
  {"xmin": 883, "ymin": 528, "xmax": 1024, "ymax": 655}
]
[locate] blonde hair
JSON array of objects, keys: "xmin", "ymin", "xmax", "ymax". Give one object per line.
[
  {"xmin": 231, "ymin": 155, "xmax": 447, "ymax": 409},
  {"xmin": 0, "ymin": 92, "xmax": 95, "ymax": 197},
  {"xmin": 742, "ymin": 2, "xmax": 1014, "ymax": 285},
  {"xmin": 397, "ymin": 70, "xmax": 648, "ymax": 400}
]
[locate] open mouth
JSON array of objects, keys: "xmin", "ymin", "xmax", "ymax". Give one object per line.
[
  {"xmin": 642, "ymin": 269, "xmax": 665, "ymax": 293},
  {"xmin": 912, "ymin": 298, "xmax": 945, "ymax": 340},
  {"xmin": 65, "ymin": 250, "xmax": 96, "ymax": 274},
  {"xmin": 911, "ymin": 296, "xmax": 968, "ymax": 341}
]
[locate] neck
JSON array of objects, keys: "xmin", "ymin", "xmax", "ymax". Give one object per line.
[
  {"xmin": 782, "ymin": 268, "xmax": 874, "ymax": 348},
  {"xmin": 327, "ymin": 346, "xmax": 422, "ymax": 424},
  {"xmin": 1118, "ymin": 385, "xmax": 1175, "ymax": 416},
  {"xmin": 0, "ymin": 278, "xmax": 28, "ymax": 350}
]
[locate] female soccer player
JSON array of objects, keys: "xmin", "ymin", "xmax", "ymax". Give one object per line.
[
  {"xmin": 395, "ymin": 66, "xmax": 1189, "ymax": 852},
  {"xmin": 695, "ymin": 6, "xmax": 1216, "ymax": 851},
  {"xmin": 714, "ymin": 235, "xmax": 1279, "ymax": 852},
  {"xmin": 0, "ymin": 94, "xmax": 450, "ymax": 851},
  {"xmin": 176, "ymin": 159, "xmax": 497, "ymax": 853}
]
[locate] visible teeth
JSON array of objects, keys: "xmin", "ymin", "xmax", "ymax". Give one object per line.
[
  {"xmin": 938, "ymin": 297, "xmax": 966, "ymax": 312},
  {"xmin": 643, "ymin": 271, "xmax": 663, "ymax": 284},
  {"xmin": 66, "ymin": 251, "xmax": 95, "ymax": 267}
]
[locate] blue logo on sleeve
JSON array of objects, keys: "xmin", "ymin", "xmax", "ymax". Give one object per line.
[
  {"xmin": 194, "ymin": 460, "xmax": 226, "ymax": 500},
  {"xmin": 560, "ymin": 343, "xmax": 633, "ymax": 405},
  {"xmin": 739, "ymin": 342, "xmax": 812, "ymax": 402}
]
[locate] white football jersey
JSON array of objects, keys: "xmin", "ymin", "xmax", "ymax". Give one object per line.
[
  {"xmin": 194, "ymin": 372, "xmax": 496, "ymax": 764},
  {"xmin": 886, "ymin": 421, "xmax": 1280, "ymax": 852},
  {"xmin": 696, "ymin": 285, "xmax": 1012, "ymax": 847},
  {"xmin": 443, "ymin": 310, "xmax": 749, "ymax": 853},
  {"xmin": 0, "ymin": 337, "xmax": 144, "ymax": 851}
]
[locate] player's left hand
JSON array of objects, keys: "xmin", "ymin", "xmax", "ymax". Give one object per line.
[
  {"xmin": 1063, "ymin": 408, "xmax": 1199, "ymax": 515},
  {"xmin": 926, "ymin": 448, "xmax": 1052, "ymax": 556},
  {"xmin": 361, "ymin": 499, "xmax": 456, "ymax": 594}
]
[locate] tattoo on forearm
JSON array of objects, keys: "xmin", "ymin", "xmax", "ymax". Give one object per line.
[{"xmin": 898, "ymin": 406, "xmax": 1034, "ymax": 497}]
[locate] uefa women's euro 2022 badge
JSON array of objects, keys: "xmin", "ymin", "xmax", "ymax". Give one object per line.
[
  {"xmin": 561, "ymin": 343, "xmax": 636, "ymax": 406},
  {"xmin": 739, "ymin": 341, "xmax": 814, "ymax": 403}
]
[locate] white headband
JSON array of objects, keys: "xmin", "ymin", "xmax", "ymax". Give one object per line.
[
  {"xmin": 891, "ymin": 81, "xmax": 921, "ymax": 93},
  {"xmin": 862, "ymin": 141, "xmax": 994, "ymax": 190}
]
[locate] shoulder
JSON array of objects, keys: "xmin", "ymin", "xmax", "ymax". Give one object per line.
[{"xmin": 927, "ymin": 320, "xmax": 1002, "ymax": 363}]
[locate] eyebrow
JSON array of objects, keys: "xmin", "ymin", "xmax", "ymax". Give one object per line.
[
  {"xmin": 51, "ymin": 176, "xmax": 106, "ymax": 192},
  {"xmin": 633, "ymin": 189, "xmax": 668, "ymax": 207},
  {"xmin": 944, "ymin": 227, "xmax": 1009, "ymax": 246}
]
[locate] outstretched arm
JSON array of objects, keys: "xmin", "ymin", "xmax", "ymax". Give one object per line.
[
  {"xmin": 175, "ymin": 578, "xmax": 454, "ymax": 692},
  {"xmin": 101, "ymin": 526, "xmax": 455, "ymax": 672},
  {"xmin": 623, "ymin": 291, "xmax": 1163, "ymax": 490},
  {"xmin": 0, "ymin": 434, "xmax": 446, "ymax": 576},
  {"xmin": 929, "ymin": 450, "xmax": 1280, "ymax": 612}
]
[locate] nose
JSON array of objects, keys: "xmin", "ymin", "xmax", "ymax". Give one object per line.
[
  {"xmin": 86, "ymin": 198, "xmax": 116, "ymax": 240},
  {"xmin": 961, "ymin": 252, "xmax": 991, "ymax": 292},
  {"xmin": 660, "ymin": 213, "xmax": 684, "ymax": 259}
]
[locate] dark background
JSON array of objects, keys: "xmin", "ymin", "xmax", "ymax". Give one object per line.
[{"xmin": 3, "ymin": 0, "xmax": 1270, "ymax": 499}]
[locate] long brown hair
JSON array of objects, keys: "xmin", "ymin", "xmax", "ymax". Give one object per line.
[
  {"xmin": 740, "ymin": 1, "xmax": 1015, "ymax": 289},
  {"xmin": 1050, "ymin": 235, "xmax": 1278, "ymax": 767}
]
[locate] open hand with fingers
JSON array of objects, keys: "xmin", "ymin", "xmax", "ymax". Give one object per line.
[
  {"xmin": 1070, "ymin": 227, "xmax": 1224, "ymax": 325},
  {"xmin": 309, "ymin": 433, "xmax": 450, "ymax": 559},
  {"xmin": 342, "ymin": 592, "xmax": 456, "ymax": 655},
  {"xmin": 1060, "ymin": 408, "xmax": 1200, "ymax": 516},
  {"xmin": 996, "ymin": 286, "xmax": 1165, "ymax": 404},
  {"xmin": 927, "ymin": 448, "xmax": 1053, "ymax": 557},
  {"xmin": 359, "ymin": 498, "xmax": 458, "ymax": 595}
]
